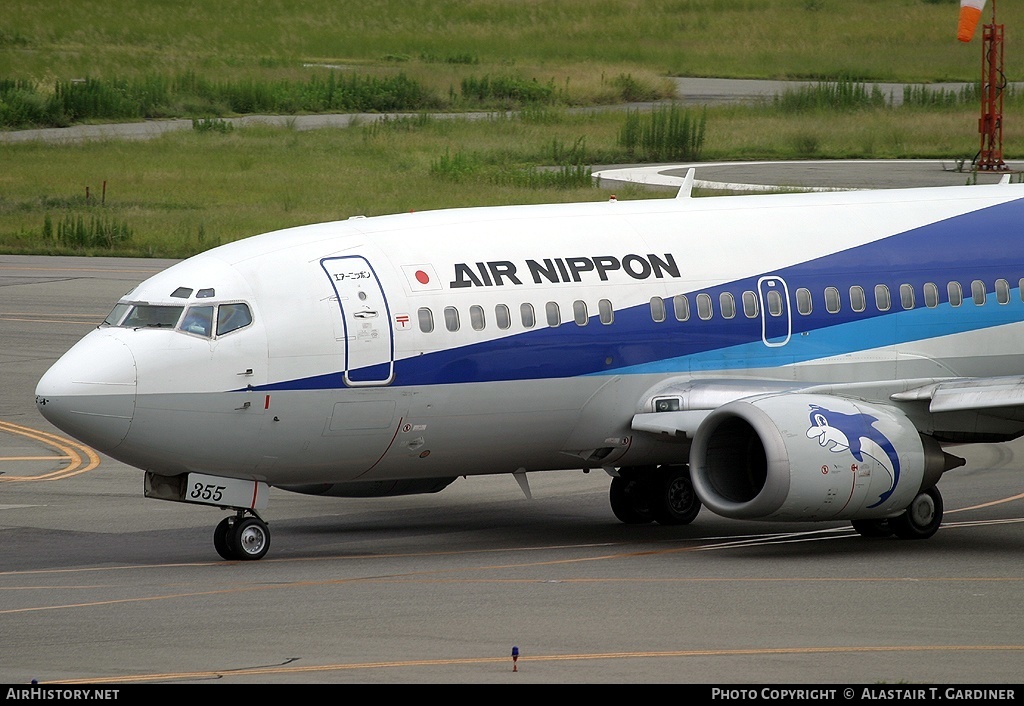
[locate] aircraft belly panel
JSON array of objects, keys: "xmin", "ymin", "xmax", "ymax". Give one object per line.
[{"xmin": 357, "ymin": 378, "xmax": 643, "ymax": 479}]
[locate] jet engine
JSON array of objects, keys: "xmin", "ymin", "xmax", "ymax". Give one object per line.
[{"xmin": 689, "ymin": 393, "xmax": 957, "ymax": 522}]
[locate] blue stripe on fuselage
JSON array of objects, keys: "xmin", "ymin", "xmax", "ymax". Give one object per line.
[{"xmin": 254, "ymin": 196, "xmax": 1024, "ymax": 391}]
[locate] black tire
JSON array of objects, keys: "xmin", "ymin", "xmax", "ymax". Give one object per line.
[
  {"xmin": 650, "ymin": 465, "xmax": 701, "ymax": 526},
  {"xmin": 851, "ymin": 518, "xmax": 893, "ymax": 538},
  {"xmin": 609, "ymin": 476, "xmax": 655, "ymax": 524},
  {"xmin": 230, "ymin": 517, "xmax": 271, "ymax": 560},
  {"xmin": 214, "ymin": 517, "xmax": 235, "ymax": 560},
  {"xmin": 889, "ymin": 486, "xmax": 943, "ymax": 540}
]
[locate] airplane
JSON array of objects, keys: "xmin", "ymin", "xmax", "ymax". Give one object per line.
[{"xmin": 34, "ymin": 169, "xmax": 1024, "ymax": 560}]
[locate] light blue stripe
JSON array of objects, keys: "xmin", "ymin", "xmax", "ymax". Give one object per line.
[{"xmin": 602, "ymin": 296, "xmax": 1024, "ymax": 376}]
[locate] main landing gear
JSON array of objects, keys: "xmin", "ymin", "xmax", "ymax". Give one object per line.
[
  {"xmin": 609, "ymin": 464, "xmax": 701, "ymax": 526},
  {"xmin": 214, "ymin": 511, "xmax": 271, "ymax": 560},
  {"xmin": 851, "ymin": 486, "xmax": 943, "ymax": 540}
]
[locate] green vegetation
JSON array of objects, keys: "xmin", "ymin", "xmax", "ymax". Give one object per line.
[
  {"xmin": 619, "ymin": 105, "xmax": 707, "ymax": 162},
  {"xmin": 2, "ymin": 0, "xmax": 1022, "ymax": 257},
  {"xmin": 4, "ymin": 0, "xmax": 1023, "ymax": 84},
  {"xmin": 47, "ymin": 213, "xmax": 133, "ymax": 249}
]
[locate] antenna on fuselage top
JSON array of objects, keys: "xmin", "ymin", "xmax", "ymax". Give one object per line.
[{"xmin": 676, "ymin": 168, "xmax": 696, "ymax": 199}]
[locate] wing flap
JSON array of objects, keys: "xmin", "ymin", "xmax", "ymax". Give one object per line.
[{"xmin": 896, "ymin": 376, "xmax": 1024, "ymax": 413}]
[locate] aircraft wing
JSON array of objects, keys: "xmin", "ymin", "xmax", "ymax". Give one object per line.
[
  {"xmin": 892, "ymin": 375, "xmax": 1024, "ymax": 413},
  {"xmin": 631, "ymin": 374, "xmax": 1024, "ymax": 441}
]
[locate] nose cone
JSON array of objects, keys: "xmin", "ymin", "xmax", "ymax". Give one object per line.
[{"xmin": 36, "ymin": 333, "xmax": 137, "ymax": 453}]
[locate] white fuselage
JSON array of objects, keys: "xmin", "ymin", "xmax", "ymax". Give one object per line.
[{"xmin": 35, "ymin": 184, "xmax": 1024, "ymax": 494}]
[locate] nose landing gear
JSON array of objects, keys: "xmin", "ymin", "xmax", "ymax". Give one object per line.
[{"xmin": 214, "ymin": 511, "xmax": 271, "ymax": 560}]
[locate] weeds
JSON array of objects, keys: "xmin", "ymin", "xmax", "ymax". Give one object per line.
[
  {"xmin": 0, "ymin": 72, "xmax": 441, "ymax": 128},
  {"xmin": 773, "ymin": 80, "xmax": 888, "ymax": 113},
  {"xmin": 192, "ymin": 117, "xmax": 233, "ymax": 133},
  {"xmin": 362, "ymin": 113, "xmax": 435, "ymax": 140},
  {"xmin": 619, "ymin": 104, "xmax": 707, "ymax": 162},
  {"xmin": 430, "ymin": 149, "xmax": 480, "ymax": 183},
  {"xmin": 491, "ymin": 165, "xmax": 594, "ymax": 190},
  {"xmin": 460, "ymin": 75, "xmax": 557, "ymax": 105},
  {"xmin": 46, "ymin": 213, "xmax": 133, "ymax": 249},
  {"xmin": 610, "ymin": 73, "xmax": 661, "ymax": 103}
]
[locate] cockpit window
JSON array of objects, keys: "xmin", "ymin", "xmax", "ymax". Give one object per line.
[
  {"xmin": 122, "ymin": 304, "xmax": 184, "ymax": 328},
  {"xmin": 103, "ymin": 303, "xmax": 132, "ymax": 326},
  {"xmin": 171, "ymin": 287, "xmax": 193, "ymax": 299},
  {"xmin": 180, "ymin": 306, "xmax": 214, "ymax": 337},
  {"xmin": 216, "ymin": 303, "xmax": 252, "ymax": 335}
]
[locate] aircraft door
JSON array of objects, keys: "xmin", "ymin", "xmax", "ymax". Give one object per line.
[
  {"xmin": 758, "ymin": 276, "xmax": 791, "ymax": 347},
  {"xmin": 321, "ymin": 256, "xmax": 395, "ymax": 386}
]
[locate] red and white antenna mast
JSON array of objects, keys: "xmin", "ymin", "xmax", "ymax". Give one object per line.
[{"xmin": 960, "ymin": 0, "xmax": 1009, "ymax": 171}]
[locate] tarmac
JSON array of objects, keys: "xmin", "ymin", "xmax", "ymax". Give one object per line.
[
  {"xmin": 3, "ymin": 256, "xmax": 1024, "ymax": 685},
  {"xmin": 4, "ymin": 80, "xmax": 1024, "ymax": 681},
  {"xmin": 593, "ymin": 159, "xmax": 1023, "ymax": 194}
]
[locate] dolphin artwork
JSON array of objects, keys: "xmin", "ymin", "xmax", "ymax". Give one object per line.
[{"xmin": 805, "ymin": 404, "xmax": 902, "ymax": 508}]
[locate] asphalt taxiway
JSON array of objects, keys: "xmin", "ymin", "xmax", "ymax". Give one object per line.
[{"xmin": 2, "ymin": 168, "xmax": 1024, "ymax": 684}]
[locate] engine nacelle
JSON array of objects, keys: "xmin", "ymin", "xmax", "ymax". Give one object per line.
[{"xmin": 689, "ymin": 394, "xmax": 951, "ymax": 522}]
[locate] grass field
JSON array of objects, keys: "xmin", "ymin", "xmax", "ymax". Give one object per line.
[
  {"xmin": 1, "ymin": 0, "xmax": 1022, "ymax": 257},
  {"xmin": 5, "ymin": 0, "xmax": 1022, "ymax": 84}
]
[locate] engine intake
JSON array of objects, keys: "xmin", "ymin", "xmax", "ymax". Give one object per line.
[{"xmin": 689, "ymin": 393, "xmax": 957, "ymax": 522}]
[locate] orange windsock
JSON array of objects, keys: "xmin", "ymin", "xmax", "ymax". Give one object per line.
[{"xmin": 958, "ymin": 0, "xmax": 987, "ymax": 43}]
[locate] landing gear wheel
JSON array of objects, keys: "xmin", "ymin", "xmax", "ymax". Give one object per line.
[
  {"xmin": 609, "ymin": 476, "xmax": 654, "ymax": 524},
  {"xmin": 213, "ymin": 517, "xmax": 235, "ymax": 560},
  {"xmin": 650, "ymin": 465, "xmax": 701, "ymax": 525},
  {"xmin": 231, "ymin": 517, "xmax": 271, "ymax": 560},
  {"xmin": 889, "ymin": 486, "xmax": 943, "ymax": 540},
  {"xmin": 851, "ymin": 518, "xmax": 893, "ymax": 538},
  {"xmin": 213, "ymin": 514, "xmax": 271, "ymax": 560}
]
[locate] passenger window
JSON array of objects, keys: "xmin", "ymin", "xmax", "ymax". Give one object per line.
[
  {"xmin": 767, "ymin": 290, "xmax": 783, "ymax": 316},
  {"xmin": 546, "ymin": 302, "xmax": 561, "ymax": 327},
  {"xmin": 900, "ymin": 284, "xmax": 915, "ymax": 310},
  {"xmin": 673, "ymin": 294, "xmax": 690, "ymax": 321},
  {"xmin": 850, "ymin": 286, "xmax": 866, "ymax": 313},
  {"xmin": 599, "ymin": 299, "xmax": 614, "ymax": 325},
  {"xmin": 972, "ymin": 280, "xmax": 986, "ymax": 305},
  {"xmin": 996, "ymin": 279, "xmax": 1010, "ymax": 304},
  {"xmin": 824, "ymin": 287, "xmax": 840, "ymax": 314},
  {"xmin": 520, "ymin": 303, "xmax": 536, "ymax": 328},
  {"xmin": 947, "ymin": 281, "xmax": 962, "ymax": 307},
  {"xmin": 924, "ymin": 283, "xmax": 939, "ymax": 308},
  {"xmin": 573, "ymin": 300, "xmax": 589, "ymax": 326},
  {"xmin": 180, "ymin": 306, "xmax": 214, "ymax": 337},
  {"xmin": 418, "ymin": 307, "xmax": 434, "ymax": 333},
  {"xmin": 470, "ymin": 305, "xmax": 485, "ymax": 331},
  {"xmin": 217, "ymin": 303, "xmax": 252, "ymax": 336},
  {"xmin": 650, "ymin": 296, "xmax": 666, "ymax": 322},
  {"xmin": 796, "ymin": 288, "xmax": 812, "ymax": 315},
  {"xmin": 444, "ymin": 306, "xmax": 460, "ymax": 332},
  {"xmin": 875, "ymin": 284, "xmax": 891, "ymax": 312},
  {"xmin": 1019, "ymin": 279, "xmax": 1024, "ymax": 302},
  {"xmin": 495, "ymin": 304, "xmax": 511, "ymax": 330},
  {"xmin": 742, "ymin": 291, "xmax": 759, "ymax": 318},
  {"xmin": 719, "ymin": 292, "xmax": 736, "ymax": 319},
  {"xmin": 696, "ymin": 293, "xmax": 713, "ymax": 320}
]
